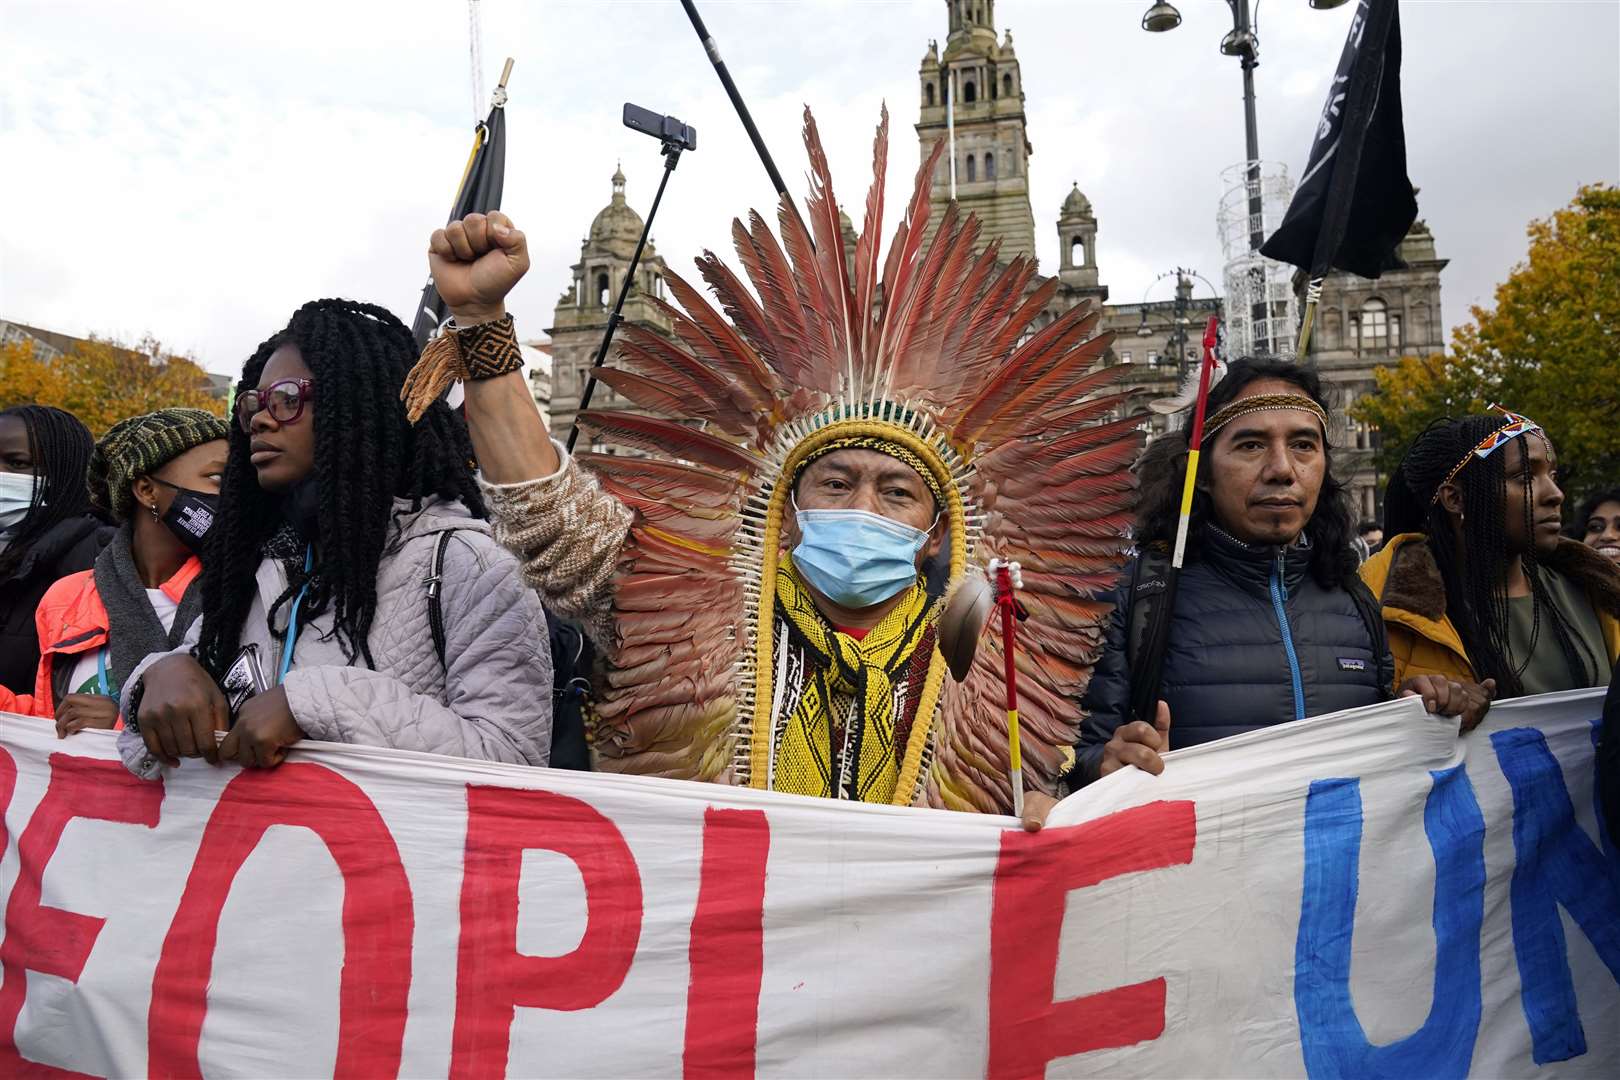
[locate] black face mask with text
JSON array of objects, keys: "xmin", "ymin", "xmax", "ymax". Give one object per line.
[{"xmin": 150, "ymin": 477, "xmax": 219, "ymax": 554}]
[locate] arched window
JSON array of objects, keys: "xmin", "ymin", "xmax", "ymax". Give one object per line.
[
  {"xmin": 596, "ymin": 272, "xmax": 610, "ymax": 307},
  {"xmin": 1069, "ymin": 236, "xmax": 1084, "ymax": 266},
  {"xmin": 1002, "ymin": 73, "xmax": 1013, "ymax": 97},
  {"xmin": 925, "ymin": 83, "xmax": 935, "ymax": 107},
  {"xmin": 963, "ymin": 80, "xmax": 977, "ymax": 103},
  {"xmin": 1358, "ymin": 298, "xmax": 1388, "ymax": 352},
  {"xmin": 984, "ymin": 152, "xmax": 995, "ymax": 180},
  {"xmin": 965, "ymin": 154, "xmax": 976, "ymax": 182}
]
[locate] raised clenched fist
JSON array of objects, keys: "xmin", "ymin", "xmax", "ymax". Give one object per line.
[{"xmin": 428, "ymin": 211, "xmax": 530, "ymax": 324}]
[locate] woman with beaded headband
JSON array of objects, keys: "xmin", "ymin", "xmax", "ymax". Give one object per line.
[
  {"xmin": 407, "ymin": 107, "xmax": 1143, "ymax": 814},
  {"xmin": 1362, "ymin": 408, "xmax": 1620, "ymax": 702}
]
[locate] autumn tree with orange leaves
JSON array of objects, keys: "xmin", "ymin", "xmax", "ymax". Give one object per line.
[
  {"xmin": 1353, "ymin": 184, "xmax": 1620, "ymax": 499},
  {"xmin": 0, "ymin": 335, "xmax": 226, "ymax": 435}
]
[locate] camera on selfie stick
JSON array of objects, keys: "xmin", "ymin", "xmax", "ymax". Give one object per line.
[{"xmin": 564, "ymin": 104, "xmax": 698, "ymax": 452}]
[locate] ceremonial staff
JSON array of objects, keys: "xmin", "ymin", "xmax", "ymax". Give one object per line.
[
  {"xmin": 679, "ymin": 0, "xmax": 812, "ymax": 244},
  {"xmin": 990, "ymin": 560, "xmax": 1028, "ymax": 818},
  {"xmin": 1131, "ymin": 317, "xmax": 1221, "ymax": 725}
]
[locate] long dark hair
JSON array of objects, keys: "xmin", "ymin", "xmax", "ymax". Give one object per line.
[
  {"xmin": 1134, "ymin": 356, "xmax": 1356, "ymax": 589},
  {"xmin": 1569, "ymin": 486, "xmax": 1620, "ymax": 542},
  {"xmin": 0, "ymin": 405, "xmax": 95, "ymax": 578},
  {"xmin": 1384, "ymin": 414, "xmax": 1597, "ymax": 696},
  {"xmin": 195, "ymin": 299, "xmax": 485, "ymax": 676}
]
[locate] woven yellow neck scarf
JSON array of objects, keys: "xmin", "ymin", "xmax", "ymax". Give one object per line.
[{"xmin": 772, "ymin": 557, "xmax": 934, "ymax": 802}]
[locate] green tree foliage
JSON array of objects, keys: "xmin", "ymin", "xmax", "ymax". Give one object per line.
[{"xmin": 1353, "ymin": 183, "xmax": 1620, "ymax": 499}]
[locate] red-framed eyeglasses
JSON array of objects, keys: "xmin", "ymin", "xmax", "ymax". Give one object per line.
[{"xmin": 236, "ymin": 378, "xmax": 314, "ymax": 433}]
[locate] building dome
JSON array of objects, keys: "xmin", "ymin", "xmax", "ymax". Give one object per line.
[
  {"xmin": 589, "ymin": 165, "xmax": 645, "ymax": 244},
  {"xmin": 1061, "ymin": 182, "xmax": 1093, "ymax": 218}
]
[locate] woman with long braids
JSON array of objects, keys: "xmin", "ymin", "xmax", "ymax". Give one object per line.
[
  {"xmin": 0, "ymin": 405, "xmax": 110, "ymax": 694},
  {"xmin": 1361, "ymin": 411, "xmax": 1620, "ymax": 709},
  {"xmin": 117, "ymin": 299, "xmax": 552, "ymax": 775}
]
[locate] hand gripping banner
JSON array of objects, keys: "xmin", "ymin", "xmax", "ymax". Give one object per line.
[{"xmin": 0, "ymin": 691, "xmax": 1615, "ymax": 1077}]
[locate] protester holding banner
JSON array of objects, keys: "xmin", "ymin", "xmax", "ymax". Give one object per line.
[
  {"xmin": 0, "ymin": 405, "xmax": 109, "ymax": 696},
  {"xmin": 1062, "ymin": 359, "xmax": 1487, "ymax": 794},
  {"xmin": 117, "ymin": 299, "xmax": 554, "ymax": 776},
  {"xmin": 6, "ymin": 409, "xmax": 228, "ymax": 733},
  {"xmin": 408, "ymin": 111, "xmax": 1142, "ymax": 815},
  {"xmin": 1364, "ymin": 411, "xmax": 1620, "ymax": 702}
]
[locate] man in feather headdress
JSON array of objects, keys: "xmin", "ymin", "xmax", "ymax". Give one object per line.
[{"xmin": 403, "ymin": 108, "xmax": 1142, "ymax": 815}]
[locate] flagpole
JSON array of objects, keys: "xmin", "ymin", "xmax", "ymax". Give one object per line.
[{"xmin": 1295, "ymin": 276, "xmax": 1324, "ymax": 361}]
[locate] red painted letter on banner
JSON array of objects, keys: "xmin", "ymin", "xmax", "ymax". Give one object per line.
[
  {"xmin": 683, "ymin": 807, "xmax": 770, "ymax": 1079},
  {"xmin": 147, "ymin": 763, "xmax": 413, "ymax": 1079},
  {"xmin": 0, "ymin": 755, "xmax": 163, "ymax": 1078},
  {"xmin": 451, "ymin": 785, "xmax": 644, "ymax": 1079},
  {"xmin": 987, "ymin": 799, "xmax": 1197, "ymax": 1080}
]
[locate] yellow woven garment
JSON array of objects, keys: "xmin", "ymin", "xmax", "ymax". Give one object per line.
[{"xmin": 771, "ymin": 557, "xmax": 934, "ymax": 802}]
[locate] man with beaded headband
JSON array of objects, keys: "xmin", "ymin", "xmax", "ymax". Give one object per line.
[
  {"xmin": 405, "ymin": 108, "xmax": 1143, "ymax": 816},
  {"xmin": 1070, "ymin": 358, "xmax": 1491, "ymax": 790}
]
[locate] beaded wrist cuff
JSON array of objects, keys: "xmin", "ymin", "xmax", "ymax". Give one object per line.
[
  {"xmin": 455, "ymin": 313, "xmax": 525, "ymax": 379},
  {"xmin": 400, "ymin": 313, "xmax": 524, "ymax": 422}
]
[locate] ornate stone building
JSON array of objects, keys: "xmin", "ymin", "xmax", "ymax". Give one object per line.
[
  {"xmin": 544, "ymin": 0, "xmax": 1449, "ymax": 518},
  {"xmin": 544, "ymin": 166, "xmax": 671, "ymax": 447},
  {"xmin": 912, "ymin": 0, "xmax": 1447, "ymax": 519},
  {"xmin": 1301, "ymin": 221, "xmax": 1449, "ymax": 519},
  {"xmin": 916, "ymin": 2, "xmax": 1036, "ymax": 257}
]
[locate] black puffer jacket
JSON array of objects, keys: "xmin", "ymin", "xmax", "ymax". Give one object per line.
[
  {"xmin": 1072, "ymin": 526, "xmax": 1394, "ymax": 785},
  {"xmin": 0, "ymin": 514, "xmax": 110, "ymax": 694}
]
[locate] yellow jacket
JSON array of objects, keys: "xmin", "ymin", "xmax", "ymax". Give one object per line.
[{"xmin": 1359, "ymin": 532, "xmax": 1620, "ymax": 690}]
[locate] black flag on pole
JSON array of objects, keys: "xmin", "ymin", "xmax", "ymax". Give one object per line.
[
  {"xmin": 1260, "ymin": 0, "xmax": 1415, "ymax": 280},
  {"xmin": 411, "ymin": 98, "xmax": 507, "ymax": 348}
]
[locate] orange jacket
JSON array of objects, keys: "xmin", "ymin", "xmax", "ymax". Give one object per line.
[
  {"xmin": 1359, "ymin": 532, "xmax": 1620, "ymax": 689},
  {"xmin": 5, "ymin": 556, "xmax": 203, "ymax": 719}
]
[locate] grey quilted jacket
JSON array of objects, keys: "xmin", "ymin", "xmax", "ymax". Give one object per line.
[{"xmin": 118, "ymin": 498, "xmax": 552, "ymax": 777}]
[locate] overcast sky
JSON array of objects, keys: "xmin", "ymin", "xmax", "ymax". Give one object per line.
[{"xmin": 2, "ymin": 0, "xmax": 1616, "ymax": 376}]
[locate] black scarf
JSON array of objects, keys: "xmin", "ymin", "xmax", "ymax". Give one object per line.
[{"xmin": 92, "ymin": 522, "xmax": 205, "ymax": 693}]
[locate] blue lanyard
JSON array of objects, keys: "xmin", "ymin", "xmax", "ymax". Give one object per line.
[
  {"xmin": 96, "ymin": 645, "xmax": 111, "ymax": 697},
  {"xmin": 276, "ymin": 546, "xmax": 314, "ymax": 686}
]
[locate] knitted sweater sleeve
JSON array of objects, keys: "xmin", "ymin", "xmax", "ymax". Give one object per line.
[{"xmin": 476, "ymin": 439, "xmax": 632, "ymax": 649}]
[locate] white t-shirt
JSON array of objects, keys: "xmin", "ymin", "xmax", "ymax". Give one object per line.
[{"xmin": 67, "ymin": 589, "xmax": 181, "ymax": 697}]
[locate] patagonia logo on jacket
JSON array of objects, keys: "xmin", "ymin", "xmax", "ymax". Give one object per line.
[{"xmin": 1337, "ymin": 657, "xmax": 1368, "ymax": 672}]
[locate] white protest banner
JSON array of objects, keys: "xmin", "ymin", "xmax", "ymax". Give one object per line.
[{"xmin": 0, "ymin": 690, "xmax": 1615, "ymax": 1078}]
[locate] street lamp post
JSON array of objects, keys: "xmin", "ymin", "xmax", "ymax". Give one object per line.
[
  {"xmin": 1140, "ymin": 1, "xmax": 1349, "ymax": 251},
  {"xmin": 1138, "ymin": 268, "xmax": 1218, "ymax": 375}
]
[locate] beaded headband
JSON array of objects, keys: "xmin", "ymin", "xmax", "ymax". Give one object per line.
[
  {"xmin": 1201, "ymin": 394, "xmax": 1330, "ymax": 445},
  {"xmin": 1429, "ymin": 406, "xmax": 1546, "ymax": 507},
  {"xmin": 790, "ymin": 433, "xmax": 947, "ymax": 504}
]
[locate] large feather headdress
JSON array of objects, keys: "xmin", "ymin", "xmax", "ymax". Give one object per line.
[{"xmin": 578, "ymin": 106, "xmax": 1142, "ymax": 812}]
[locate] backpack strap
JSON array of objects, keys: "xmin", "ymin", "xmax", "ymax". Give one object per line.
[
  {"xmin": 426, "ymin": 530, "xmax": 456, "ymax": 669},
  {"xmin": 1345, "ymin": 573, "xmax": 1397, "ymax": 697},
  {"xmin": 1126, "ymin": 547, "xmax": 1175, "ymax": 726}
]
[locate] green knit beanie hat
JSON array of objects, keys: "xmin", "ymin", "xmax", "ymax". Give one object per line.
[{"xmin": 90, "ymin": 408, "xmax": 230, "ymax": 520}]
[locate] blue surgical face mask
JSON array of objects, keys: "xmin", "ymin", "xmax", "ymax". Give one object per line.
[{"xmin": 791, "ymin": 498, "xmax": 934, "ymax": 609}]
